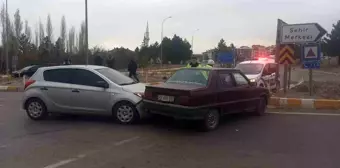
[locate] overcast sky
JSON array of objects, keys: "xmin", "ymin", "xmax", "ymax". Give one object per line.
[{"xmin": 6, "ymin": 0, "xmax": 340, "ymax": 53}]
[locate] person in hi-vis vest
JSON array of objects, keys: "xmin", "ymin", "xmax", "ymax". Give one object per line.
[{"xmin": 186, "ymin": 56, "xmax": 202, "ymax": 68}]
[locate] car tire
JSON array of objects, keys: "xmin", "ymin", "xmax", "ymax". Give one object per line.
[
  {"xmin": 200, "ymin": 110, "xmax": 220, "ymax": 132},
  {"xmin": 254, "ymin": 97, "xmax": 267, "ymax": 116},
  {"xmin": 25, "ymin": 98, "xmax": 48, "ymax": 120},
  {"xmin": 113, "ymin": 101, "xmax": 140, "ymax": 124}
]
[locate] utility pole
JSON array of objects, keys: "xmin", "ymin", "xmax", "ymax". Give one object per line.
[
  {"xmin": 5, "ymin": 0, "xmax": 8, "ymax": 74},
  {"xmin": 191, "ymin": 29, "xmax": 199, "ymax": 56},
  {"xmin": 85, "ymin": 0, "xmax": 89, "ymax": 65},
  {"xmin": 160, "ymin": 16, "xmax": 172, "ymax": 67}
]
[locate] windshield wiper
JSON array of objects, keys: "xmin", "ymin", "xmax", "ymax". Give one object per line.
[{"xmin": 120, "ymin": 81, "xmax": 138, "ymax": 86}]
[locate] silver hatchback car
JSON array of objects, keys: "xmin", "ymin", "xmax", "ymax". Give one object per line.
[{"xmin": 22, "ymin": 65, "xmax": 147, "ymax": 124}]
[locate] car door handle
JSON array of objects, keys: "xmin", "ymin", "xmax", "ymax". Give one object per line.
[
  {"xmin": 40, "ymin": 87, "xmax": 48, "ymax": 91},
  {"xmin": 72, "ymin": 89, "xmax": 80, "ymax": 93}
]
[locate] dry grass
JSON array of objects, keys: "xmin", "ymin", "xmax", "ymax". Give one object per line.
[{"xmin": 284, "ymin": 81, "xmax": 340, "ymax": 99}]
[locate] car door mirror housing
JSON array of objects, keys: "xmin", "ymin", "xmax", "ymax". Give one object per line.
[
  {"xmin": 96, "ymin": 81, "xmax": 109, "ymax": 88},
  {"xmin": 162, "ymin": 76, "xmax": 168, "ymax": 81}
]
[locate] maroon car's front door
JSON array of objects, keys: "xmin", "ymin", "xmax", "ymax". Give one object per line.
[
  {"xmin": 216, "ymin": 72, "xmax": 241, "ymax": 114},
  {"xmin": 231, "ymin": 72, "xmax": 258, "ymax": 111}
]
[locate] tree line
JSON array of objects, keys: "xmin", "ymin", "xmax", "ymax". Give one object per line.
[
  {"xmin": 323, "ymin": 20, "xmax": 340, "ymax": 65},
  {"xmin": 0, "ymin": 6, "xmax": 196, "ymax": 72}
]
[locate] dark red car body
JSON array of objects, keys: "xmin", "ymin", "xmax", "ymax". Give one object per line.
[{"xmin": 143, "ymin": 68, "xmax": 270, "ymax": 120}]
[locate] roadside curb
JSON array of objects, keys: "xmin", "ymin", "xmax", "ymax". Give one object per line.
[
  {"xmin": 0, "ymin": 86, "xmax": 23, "ymax": 92},
  {"xmin": 269, "ymin": 97, "xmax": 340, "ymax": 110}
]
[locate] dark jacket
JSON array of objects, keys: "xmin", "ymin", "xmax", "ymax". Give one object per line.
[{"xmin": 128, "ymin": 60, "xmax": 137, "ymax": 73}]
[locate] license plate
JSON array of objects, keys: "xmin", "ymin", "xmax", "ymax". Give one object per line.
[{"xmin": 157, "ymin": 95, "xmax": 174, "ymax": 102}]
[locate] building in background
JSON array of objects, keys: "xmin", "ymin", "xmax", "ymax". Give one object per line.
[
  {"xmin": 202, "ymin": 49, "xmax": 216, "ymax": 61},
  {"xmin": 236, "ymin": 46, "xmax": 252, "ymax": 62},
  {"xmin": 252, "ymin": 45, "xmax": 269, "ymax": 59}
]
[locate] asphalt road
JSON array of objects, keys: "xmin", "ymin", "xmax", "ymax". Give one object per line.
[{"xmin": 1, "ymin": 92, "xmax": 340, "ymax": 168}]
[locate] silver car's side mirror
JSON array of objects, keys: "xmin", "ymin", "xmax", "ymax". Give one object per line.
[{"xmin": 96, "ymin": 81, "xmax": 109, "ymax": 88}]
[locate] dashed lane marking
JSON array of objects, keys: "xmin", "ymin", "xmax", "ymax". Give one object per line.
[
  {"xmin": 42, "ymin": 136, "xmax": 141, "ymax": 168},
  {"xmin": 114, "ymin": 136, "xmax": 140, "ymax": 146},
  {"xmin": 267, "ymin": 111, "xmax": 340, "ymax": 116},
  {"xmin": 0, "ymin": 144, "xmax": 8, "ymax": 149},
  {"xmin": 42, "ymin": 154, "xmax": 86, "ymax": 168}
]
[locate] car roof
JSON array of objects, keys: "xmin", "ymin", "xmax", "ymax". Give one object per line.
[
  {"xmin": 38, "ymin": 65, "xmax": 107, "ymax": 71},
  {"xmin": 182, "ymin": 67, "xmax": 241, "ymax": 72},
  {"xmin": 238, "ymin": 59, "xmax": 275, "ymax": 65}
]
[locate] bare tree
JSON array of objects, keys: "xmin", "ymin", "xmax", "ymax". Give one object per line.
[
  {"xmin": 14, "ymin": 9, "xmax": 23, "ymax": 38},
  {"xmin": 34, "ymin": 23, "xmax": 39, "ymax": 47},
  {"xmin": 60, "ymin": 15, "xmax": 66, "ymax": 52},
  {"xmin": 0, "ymin": 3, "xmax": 5, "ymax": 71},
  {"xmin": 68, "ymin": 26, "xmax": 75, "ymax": 53},
  {"xmin": 46, "ymin": 14, "xmax": 53, "ymax": 42},
  {"xmin": 24, "ymin": 20, "xmax": 31, "ymax": 42},
  {"xmin": 39, "ymin": 19, "xmax": 44, "ymax": 44},
  {"xmin": 78, "ymin": 21, "xmax": 85, "ymax": 54}
]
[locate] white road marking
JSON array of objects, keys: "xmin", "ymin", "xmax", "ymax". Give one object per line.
[
  {"xmin": 114, "ymin": 136, "xmax": 140, "ymax": 146},
  {"xmin": 42, "ymin": 154, "xmax": 86, "ymax": 168},
  {"xmin": 267, "ymin": 111, "xmax": 340, "ymax": 116},
  {"xmin": 42, "ymin": 136, "xmax": 140, "ymax": 168},
  {"xmin": 0, "ymin": 144, "xmax": 9, "ymax": 149}
]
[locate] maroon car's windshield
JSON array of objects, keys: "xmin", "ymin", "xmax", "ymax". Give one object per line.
[{"xmin": 166, "ymin": 69, "xmax": 210, "ymax": 86}]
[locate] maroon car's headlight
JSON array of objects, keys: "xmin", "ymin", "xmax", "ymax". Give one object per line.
[
  {"xmin": 177, "ymin": 96, "xmax": 190, "ymax": 106},
  {"xmin": 143, "ymin": 91, "xmax": 153, "ymax": 99}
]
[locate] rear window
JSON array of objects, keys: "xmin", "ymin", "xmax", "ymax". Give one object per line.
[
  {"xmin": 166, "ymin": 69, "xmax": 210, "ymax": 86},
  {"xmin": 43, "ymin": 69, "xmax": 70, "ymax": 83}
]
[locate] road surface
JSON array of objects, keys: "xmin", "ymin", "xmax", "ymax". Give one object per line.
[{"xmin": 1, "ymin": 92, "xmax": 340, "ymax": 168}]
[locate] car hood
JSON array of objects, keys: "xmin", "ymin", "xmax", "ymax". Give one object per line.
[
  {"xmin": 245, "ymin": 74, "xmax": 260, "ymax": 80},
  {"xmin": 121, "ymin": 83, "xmax": 146, "ymax": 93}
]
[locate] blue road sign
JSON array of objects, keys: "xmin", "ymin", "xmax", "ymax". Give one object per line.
[
  {"xmin": 217, "ymin": 52, "xmax": 234, "ymax": 63},
  {"xmin": 302, "ymin": 44, "xmax": 321, "ymax": 69}
]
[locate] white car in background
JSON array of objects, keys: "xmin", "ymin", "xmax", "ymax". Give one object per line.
[{"xmin": 235, "ymin": 58, "xmax": 279, "ymax": 91}]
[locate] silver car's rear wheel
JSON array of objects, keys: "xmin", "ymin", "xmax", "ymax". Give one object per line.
[
  {"xmin": 113, "ymin": 102, "xmax": 140, "ymax": 124},
  {"xmin": 26, "ymin": 98, "xmax": 48, "ymax": 120}
]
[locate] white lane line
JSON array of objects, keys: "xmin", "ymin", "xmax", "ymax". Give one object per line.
[
  {"xmin": 114, "ymin": 136, "xmax": 140, "ymax": 146},
  {"xmin": 0, "ymin": 144, "xmax": 9, "ymax": 149},
  {"xmin": 42, "ymin": 154, "xmax": 86, "ymax": 168},
  {"xmin": 42, "ymin": 136, "xmax": 140, "ymax": 168},
  {"xmin": 267, "ymin": 112, "xmax": 340, "ymax": 116}
]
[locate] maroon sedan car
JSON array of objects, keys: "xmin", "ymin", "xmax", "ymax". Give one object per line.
[{"xmin": 143, "ymin": 68, "xmax": 270, "ymax": 131}]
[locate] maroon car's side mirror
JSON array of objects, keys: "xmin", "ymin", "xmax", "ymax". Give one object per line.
[{"xmin": 162, "ymin": 76, "xmax": 168, "ymax": 81}]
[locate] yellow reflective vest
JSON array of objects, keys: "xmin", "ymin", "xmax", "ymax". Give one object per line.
[{"xmin": 184, "ymin": 63, "xmax": 211, "ymax": 79}]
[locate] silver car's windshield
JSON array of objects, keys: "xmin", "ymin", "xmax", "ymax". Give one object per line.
[{"xmin": 96, "ymin": 68, "xmax": 136, "ymax": 85}]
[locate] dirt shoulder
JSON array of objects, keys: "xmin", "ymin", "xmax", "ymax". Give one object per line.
[{"xmin": 274, "ymin": 81, "xmax": 340, "ymax": 99}]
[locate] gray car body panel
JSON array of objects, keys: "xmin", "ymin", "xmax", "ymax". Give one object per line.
[{"xmin": 22, "ymin": 65, "xmax": 147, "ymax": 118}]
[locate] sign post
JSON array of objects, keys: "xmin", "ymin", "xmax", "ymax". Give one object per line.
[
  {"xmin": 217, "ymin": 52, "xmax": 234, "ymax": 67},
  {"xmin": 278, "ymin": 44, "xmax": 295, "ymax": 94},
  {"xmin": 302, "ymin": 43, "xmax": 321, "ymax": 96},
  {"xmin": 275, "ymin": 19, "xmax": 287, "ymax": 92},
  {"xmin": 277, "ymin": 21, "xmax": 326, "ymax": 96}
]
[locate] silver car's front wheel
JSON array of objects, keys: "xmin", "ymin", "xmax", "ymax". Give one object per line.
[
  {"xmin": 113, "ymin": 102, "xmax": 140, "ymax": 124},
  {"xmin": 26, "ymin": 98, "xmax": 48, "ymax": 120}
]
